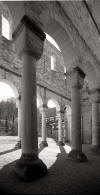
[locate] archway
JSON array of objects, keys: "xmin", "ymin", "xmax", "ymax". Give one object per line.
[
  {"xmin": 47, "ymin": 98, "xmax": 60, "ymax": 141},
  {"xmin": 42, "ymin": 10, "xmax": 98, "ymax": 91},
  {"xmin": 44, "ymin": 19, "xmax": 76, "ymax": 70}
]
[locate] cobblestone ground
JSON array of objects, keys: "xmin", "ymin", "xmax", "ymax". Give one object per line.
[{"xmin": 0, "ymin": 136, "xmax": 100, "ymax": 194}]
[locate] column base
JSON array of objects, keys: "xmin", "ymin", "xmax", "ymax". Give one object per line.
[
  {"xmin": 14, "ymin": 140, "xmax": 21, "ymax": 149},
  {"xmin": 41, "ymin": 141, "xmax": 48, "ymax": 147},
  {"xmin": 57, "ymin": 141, "xmax": 65, "ymax": 146},
  {"xmin": 91, "ymin": 145, "xmax": 100, "ymax": 154},
  {"xmin": 13, "ymin": 153, "xmax": 48, "ymax": 182},
  {"xmin": 67, "ymin": 149, "xmax": 87, "ymax": 162}
]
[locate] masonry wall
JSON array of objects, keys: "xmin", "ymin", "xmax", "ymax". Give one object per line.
[
  {"xmin": 0, "ymin": 34, "xmax": 93, "ymax": 144},
  {"xmin": 37, "ymin": 40, "xmax": 71, "ymax": 101}
]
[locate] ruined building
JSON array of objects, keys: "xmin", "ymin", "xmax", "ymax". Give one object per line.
[{"xmin": 0, "ymin": 1, "xmax": 100, "ymax": 194}]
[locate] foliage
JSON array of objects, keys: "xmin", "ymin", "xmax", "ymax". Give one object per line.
[
  {"xmin": 0, "ymin": 98, "xmax": 17, "ymax": 121},
  {"xmin": 0, "ymin": 98, "xmax": 18, "ymax": 135}
]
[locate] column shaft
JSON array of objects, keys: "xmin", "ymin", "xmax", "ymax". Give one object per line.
[
  {"xmin": 37, "ymin": 109, "xmax": 40, "ymax": 136},
  {"xmin": 40, "ymin": 107, "xmax": 48, "ymax": 146},
  {"xmin": 58, "ymin": 113, "xmax": 62, "ymax": 141},
  {"xmin": 67, "ymin": 67, "xmax": 87, "ymax": 162},
  {"xmin": 41, "ymin": 111, "xmax": 47, "ymax": 141},
  {"xmin": 18, "ymin": 102, "xmax": 21, "ymax": 140},
  {"xmin": 21, "ymin": 53, "xmax": 38, "ymax": 155},
  {"xmin": 13, "ymin": 15, "xmax": 47, "ymax": 181},
  {"xmin": 64, "ymin": 119, "xmax": 68, "ymax": 142},
  {"xmin": 57, "ymin": 112, "xmax": 64, "ymax": 146},
  {"xmin": 92, "ymin": 102, "xmax": 100, "ymax": 146},
  {"xmin": 71, "ymin": 87, "xmax": 82, "ymax": 150},
  {"xmin": 15, "ymin": 98, "xmax": 21, "ymax": 149}
]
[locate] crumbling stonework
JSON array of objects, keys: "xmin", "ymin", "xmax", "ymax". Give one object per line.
[{"xmin": 0, "ymin": 1, "xmax": 98, "ymax": 144}]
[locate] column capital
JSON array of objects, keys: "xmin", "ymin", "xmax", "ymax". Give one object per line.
[
  {"xmin": 89, "ymin": 88, "xmax": 100, "ymax": 103},
  {"xmin": 12, "ymin": 15, "xmax": 46, "ymax": 60},
  {"xmin": 66, "ymin": 67, "xmax": 85, "ymax": 89}
]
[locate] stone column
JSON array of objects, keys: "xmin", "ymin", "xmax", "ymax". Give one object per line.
[
  {"xmin": 0, "ymin": 15, "xmax": 2, "ymax": 35},
  {"xmin": 57, "ymin": 110, "xmax": 65, "ymax": 146},
  {"xmin": 90, "ymin": 89, "xmax": 100, "ymax": 152},
  {"xmin": 40, "ymin": 105, "xmax": 48, "ymax": 147},
  {"xmin": 12, "ymin": 15, "xmax": 47, "ymax": 182},
  {"xmin": 67, "ymin": 67, "xmax": 87, "ymax": 162},
  {"xmin": 64, "ymin": 119, "xmax": 68, "ymax": 143},
  {"xmin": 37, "ymin": 109, "xmax": 40, "ymax": 136},
  {"xmin": 63, "ymin": 107, "xmax": 69, "ymax": 143},
  {"xmin": 15, "ymin": 95, "xmax": 21, "ymax": 149}
]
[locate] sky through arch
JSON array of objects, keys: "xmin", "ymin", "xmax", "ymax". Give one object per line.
[
  {"xmin": 0, "ymin": 82, "xmax": 15, "ymax": 102},
  {"xmin": 46, "ymin": 33, "xmax": 61, "ymax": 52}
]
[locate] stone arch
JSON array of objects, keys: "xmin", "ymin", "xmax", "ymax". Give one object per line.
[
  {"xmin": 47, "ymin": 98, "xmax": 60, "ymax": 112},
  {"xmin": 40, "ymin": 5, "xmax": 97, "ymax": 85},
  {"xmin": 0, "ymin": 2, "xmax": 14, "ymax": 39},
  {"xmin": 40, "ymin": 6, "xmax": 77, "ymax": 69},
  {"xmin": 3, "ymin": 1, "xmax": 97, "ymax": 86},
  {"xmin": 44, "ymin": 21, "xmax": 77, "ymax": 70}
]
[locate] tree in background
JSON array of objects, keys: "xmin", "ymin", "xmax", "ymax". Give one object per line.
[
  {"xmin": 5, "ymin": 115, "xmax": 8, "ymax": 133},
  {"xmin": 0, "ymin": 98, "xmax": 18, "ymax": 135}
]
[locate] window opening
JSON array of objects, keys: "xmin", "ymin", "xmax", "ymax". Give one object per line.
[
  {"xmin": 51, "ymin": 55, "xmax": 56, "ymax": 71},
  {"xmin": 2, "ymin": 15, "xmax": 10, "ymax": 39}
]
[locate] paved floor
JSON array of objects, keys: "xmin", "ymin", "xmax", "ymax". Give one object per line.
[{"xmin": 0, "ymin": 137, "xmax": 100, "ymax": 194}]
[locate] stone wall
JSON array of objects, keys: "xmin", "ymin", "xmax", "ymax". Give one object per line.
[{"xmin": 0, "ymin": 33, "xmax": 93, "ymax": 144}]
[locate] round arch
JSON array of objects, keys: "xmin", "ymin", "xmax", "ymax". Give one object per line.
[
  {"xmin": 47, "ymin": 98, "xmax": 60, "ymax": 112},
  {"xmin": 3, "ymin": 1, "xmax": 98, "ymax": 89},
  {"xmin": 41, "ymin": 6, "xmax": 97, "ymax": 85},
  {"xmin": 44, "ymin": 19, "xmax": 76, "ymax": 70}
]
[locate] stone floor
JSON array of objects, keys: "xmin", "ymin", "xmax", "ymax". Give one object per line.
[{"xmin": 0, "ymin": 136, "xmax": 100, "ymax": 194}]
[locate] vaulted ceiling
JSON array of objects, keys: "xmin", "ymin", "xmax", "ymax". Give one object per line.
[
  {"xmin": 60, "ymin": 0, "xmax": 100, "ymax": 65},
  {"xmin": 5, "ymin": 0, "xmax": 100, "ymax": 66},
  {"xmin": 4, "ymin": 0, "xmax": 100, "ymax": 88}
]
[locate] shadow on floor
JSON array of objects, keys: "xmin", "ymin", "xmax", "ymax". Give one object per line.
[
  {"xmin": 38, "ymin": 142, "xmax": 46, "ymax": 154},
  {"xmin": 0, "ymin": 144, "xmax": 100, "ymax": 194},
  {"xmin": 0, "ymin": 141, "xmax": 48, "ymax": 156},
  {"xmin": 0, "ymin": 147, "xmax": 20, "ymax": 156}
]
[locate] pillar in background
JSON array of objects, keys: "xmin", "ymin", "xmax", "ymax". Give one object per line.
[
  {"xmin": 67, "ymin": 67, "xmax": 87, "ymax": 162},
  {"xmin": 57, "ymin": 110, "xmax": 65, "ymax": 146},
  {"xmin": 37, "ymin": 108, "xmax": 40, "ymax": 136},
  {"xmin": 63, "ymin": 106, "xmax": 69, "ymax": 143},
  {"xmin": 40, "ymin": 105, "xmax": 48, "ymax": 147},
  {"xmin": 12, "ymin": 15, "xmax": 48, "ymax": 182},
  {"xmin": 90, "ymin": 89, "xmax": 100, "ymax": 152},
  {"xmin": 64, "ymin": 118, "xmax": 68, "ymax": 143},
  {"xmin": 15, "ymin": 95, "xmax": 21, "ymax": 149}
]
